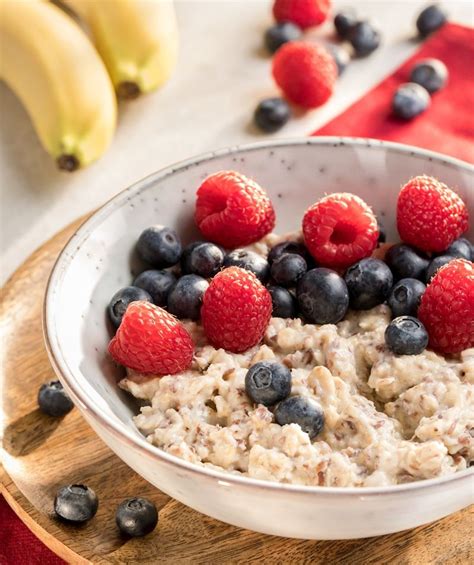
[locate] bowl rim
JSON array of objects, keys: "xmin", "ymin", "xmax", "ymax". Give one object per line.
[{"xmin": 44, "ymin": 136, "xmax": 474, "ymax": 496}]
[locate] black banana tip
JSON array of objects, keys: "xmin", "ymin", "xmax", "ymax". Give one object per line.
[
  {"xmin": 117, "ymin": 81, "xmax": 141, "ymax": 100},
  {"xmin": 57, "ymin": 154, "xmax": 80, "ymax": 172}
]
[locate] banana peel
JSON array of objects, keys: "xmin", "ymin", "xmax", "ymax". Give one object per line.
[{"xmin": 64, "ymin": 0, "xmax": 179, "ymax": 99}]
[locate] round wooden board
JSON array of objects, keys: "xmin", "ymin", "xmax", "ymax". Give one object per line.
[{"xmin": 1, "ymin": 218, "xmax": 472, "ymax": 565}]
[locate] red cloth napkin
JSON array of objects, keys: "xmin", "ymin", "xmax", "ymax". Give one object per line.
[
  {"xmin": 0, "ymin": 495, "xmax": 64, "ymax": 564},
  {"xmin": 2, "ymin": 21, "xmax": 473, "ymax": 565},
  {"xmin": 314, "ymin": 23, "xmax": 474, "ymax": 163}
]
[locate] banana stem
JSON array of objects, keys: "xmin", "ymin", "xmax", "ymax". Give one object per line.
[
  {"xmin": 117, "ymin": 81, "xmax": 142, "ymax": 100},
  {"xmin": 57, "ymin": 154, "xmax": 80, "ymax": 172}
]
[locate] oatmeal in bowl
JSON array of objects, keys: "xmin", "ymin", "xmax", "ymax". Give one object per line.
[
  {"xmin": 110, "ymin": 171, "xmax": 473, "ymax": 488},
  {"xmin": 45, "ymin": 138, "xmax": 474, "ymax": 539}
]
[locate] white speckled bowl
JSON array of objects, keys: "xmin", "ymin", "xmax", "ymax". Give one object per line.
[{"xmin": 44, "ymin": 138, "xmax": 474, "ymax": 540}]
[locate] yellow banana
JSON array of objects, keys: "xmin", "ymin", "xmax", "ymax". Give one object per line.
[
  {"xmin": 0, "ymin": 0, "xmax": 117, "ymax": 171},
  {"xmin": 64, "ymin": 0, "xmax": 179, "ymax": 99}
]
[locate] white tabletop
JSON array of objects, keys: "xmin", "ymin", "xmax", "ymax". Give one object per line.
[{"xmin": 1, "ymin": 0, "xmax": 472, "ymax": 284}]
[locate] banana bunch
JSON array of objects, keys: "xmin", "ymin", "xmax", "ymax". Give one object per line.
[{"xmin": 0, "ymin": 0, "xmax": 178, "ymax": 171}]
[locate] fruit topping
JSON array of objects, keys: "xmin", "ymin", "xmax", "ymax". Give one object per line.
[
  {"xmin": 108, "ymin": 301, "xmax": 194, "ymax": 374},
  {"xmin": 201, "ymin": 267, "xmax": 272, "ymax": 353},
  {"xmin": 302, "ymin": 192, "xmax": 379, "ymax": 270},
  {"xmin": 245, "ymin": 361, "xmax": 292, "ymax": 406},
  {"xmin": 195, "ymin": 171, "xmax": 275, "ymax": 248}
]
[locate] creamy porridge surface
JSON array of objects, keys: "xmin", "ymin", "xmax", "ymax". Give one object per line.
[{"xmin": 120, "ymin": 233, "xmax": 474, "ymax": 487}]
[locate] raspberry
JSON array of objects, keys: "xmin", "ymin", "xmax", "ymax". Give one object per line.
[
  {"xmin": 108, "ymin": 301, "xmax": 194, "ymax": 375},
  {"xmin": 273, "ymin": 0, "xmax": 331, "ymax": 29},
  {"xmin": 418, "ymin": 259, "xmax": 474, "ymax": 354},
  {"xmin": 195, "ymin": 171, "xmax": 275, "ymax": 249},
  {"xmin": 302, "ymin": 193, "xmax": 379, "ymax": 270},
  {"xmin": 201, "ymin": 267, "xmax": 272, "ymax": 353},
  {"xmin": 397, "ymin": 175, "xmax": 469, "ymax": 253},
  {"xmin": 272, "ymin": 42, "xmax": 337, "ymax": 108}
]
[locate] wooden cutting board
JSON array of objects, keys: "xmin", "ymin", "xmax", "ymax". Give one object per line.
[{"xmin": 1, "ymin": 218, "xmax": 472, "ymax": 564}]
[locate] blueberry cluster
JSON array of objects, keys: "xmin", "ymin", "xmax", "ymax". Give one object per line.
[
  {"xmin": 245, "ymin": 361, "xmax": 325, "ymax": 439},
  {"xmin": 108, "ymin": 227, "xmax": 313, "ymax": 327},
  {"xmin": 392, "ymin": 58, "xmax": 448, "ymax": 120},
  {"xmin": 54, "ymin": 485, "xmax": 158, "ymax": 536},
  {"xmin": 265, "ymin": 235, "xmax": 472, "ymax": 356},
  {"xmin": 254, "ymin": 4, "xmax": 449, "ymax": 133},
  {"xmin": 108, "ymin": 222, "xmax": 472, "ymax": 357},
  {"xmin": 391, "ymin": 3, "xmax": 449, "ymax": 120},
  {"xmin": 383, "ymin": 239, "xmax": 472, "ymax": 354},
  {"xmin": 334, "ymin": 5, "xmax": 449, "ymax": 121},
  {"xmin": 334, "ymin": 10, "xmax": 381, "ymax": 58},
  {"xmin": 108, "ymin": 225, "xmax": 218, "ymax": 327}
]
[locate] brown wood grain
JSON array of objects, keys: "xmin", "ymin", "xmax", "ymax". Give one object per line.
[{"xmin": 1, "ymin": 218, "xmax": 473, "ymax": 564}]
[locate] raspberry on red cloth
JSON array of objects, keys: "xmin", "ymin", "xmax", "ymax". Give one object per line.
[
  {"xmin": 302, "ymin": 193, "xmax": 379, "ymax": 270},
  {"xmin": 418, "ymin": 259, "xmax": 474, "ymax": 354},
  {"xmin": 195, "ymin": 170, "xmax": 275, "ymax": 249},
  {"xmin": 108, "ymin": 301, "xmax": 194, "ymax": 375},
  {"xmin": 272, "ymin": 41, "xmax": 337, "ymax": 108},
  {"xmin": 273, "ymin": 0, "xmax": 331, "ymax": 29},
  {"xmin": 201, "ymin": 267, "xmax": 272, "ymax": 353},
  {"xmin": 397, "ymin": 175, "xmax": 469, "ymax": 253}
]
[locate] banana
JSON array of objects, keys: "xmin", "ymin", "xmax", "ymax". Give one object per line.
[
  {"xmin": 63, "ymin": 0, "xmax": 179, "ymax": 99},
  {"xmin": 0, "ymin": 0, "xmax": 117, "ymax": 171}
]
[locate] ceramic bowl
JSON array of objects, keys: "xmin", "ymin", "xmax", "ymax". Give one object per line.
[{"xmin": 44, "ymin": 138, "xmax": 474, "ymax": 540}]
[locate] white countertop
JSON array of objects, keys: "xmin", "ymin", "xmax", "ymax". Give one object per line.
[{"xmin": 1, "ymin": 0, "xmax": 472, "ymax": 284}]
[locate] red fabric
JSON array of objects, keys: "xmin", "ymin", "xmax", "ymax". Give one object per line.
[
  {"xmin": 314, "ymin": 23, "xmax": 474, "ymax": 163},
  {"xmin": 0, "ymin": 496, "xmax": 64, "ymax": 565},
  {"xmin": 1, "ymin": 22, "xmax": 473, "ymax": 565}
]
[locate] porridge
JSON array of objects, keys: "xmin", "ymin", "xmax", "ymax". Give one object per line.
[
  {"xmin": 107, "ymin": 172, "xmax": 473, "ymax": 488},
  {"xmin": 119, "ymin": 234, "xmax": 474, "ymax": 488}
]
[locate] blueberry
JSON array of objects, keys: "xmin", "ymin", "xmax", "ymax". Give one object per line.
[
  {"xmin": 136, "ymin": 226, "xmax": 182, "ymax": 267},
  {"xmin": 410, "ymin": 58, "xmax": 448, "ymax": 94},
  {"xmin": 443, "ymin": 237, "xmax": 472, "ymax": 261},
  {"xmin": 268, "ymin": 285, "xmax": 298, "ymax": 318},
  {"xmin": 385, "ymin": 244, "xmax": 430, "ymax": 281},
  {"xmin": 167, "ymin": 274, "xmax": 208, "ymax": 320},
  {"xmin": 348, "ymin": 21, "xmax": 381, "ymax": 57},
  {"xmin": 392, "ymin": 83, "xmax": 430, "ymax": 120},
  {"xmin": 325, "ymin": 44, "xmax": 350, "ymax": 76},
  {"xmin": 270, "ymin": 253, "xmax": 307, "ymax": 287},
  {"xmin": 116, "ymin": 497, "xmax": 158, "ymax": 537},
  {"xmin": 224, "ymin": 249, "xmax": 269, "ymax": 282},
  {"xmin": 416, "ymin": 4, "xmax": 447, "ymax": 37},
  {"xmin": 38, "ymin": 380, "xmax": 74, "ymax": 417},
  {"xmin": 254, "ymin": 98, "xmax": 291, "ymax": 133},
  {"xmin": 264, "ymin": 22, "xmax": 302, "ymax": 54},
  {"xmin": 54, "ymin": 484, "xmax": 98, "ymax": 523},
  {"xmin": 181, "ymin": 241, "xmax": 205, "ymax": 274},
  {"xmin": 268, "ymin": 241, "xmax": 309, "ymax": 264},
  {"xmin": 274, "ymin": 396, "xmax": 324, "ymax": 439},
  {"xmin": 388, "ymin": 278, "xmax": 426, "ymax": 317},
  {"xmin": 133, "ymin": 270, "xmax": 176, "ymax": 307},
  {"xmin": 334, "ymin": 10, "xmax": 357, "ymax": 39},
  {"xmin": 344, "ymin": 258, "xmax": 393, "ymax": 310},
  {"xmin": 385, "ymin": 316, "xmax": 429, "ymax": 355},
  {"xmin": 245, "ymin": 361, "xmax": 292, "ymax": 406},
  {"xmin": 296, "ymin": 268, "xmax": 349, "ymax": 324},
  {"xmin": 425, "ymin": 255, "xmax": 455, "ymax": 282},
  {"xmin": 186, "ymin": 242, "xmax": 225, "ymax": 278},
  {"xmin": 108, "ymin": 286, "xmax": 152, "ymax": 327}
]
